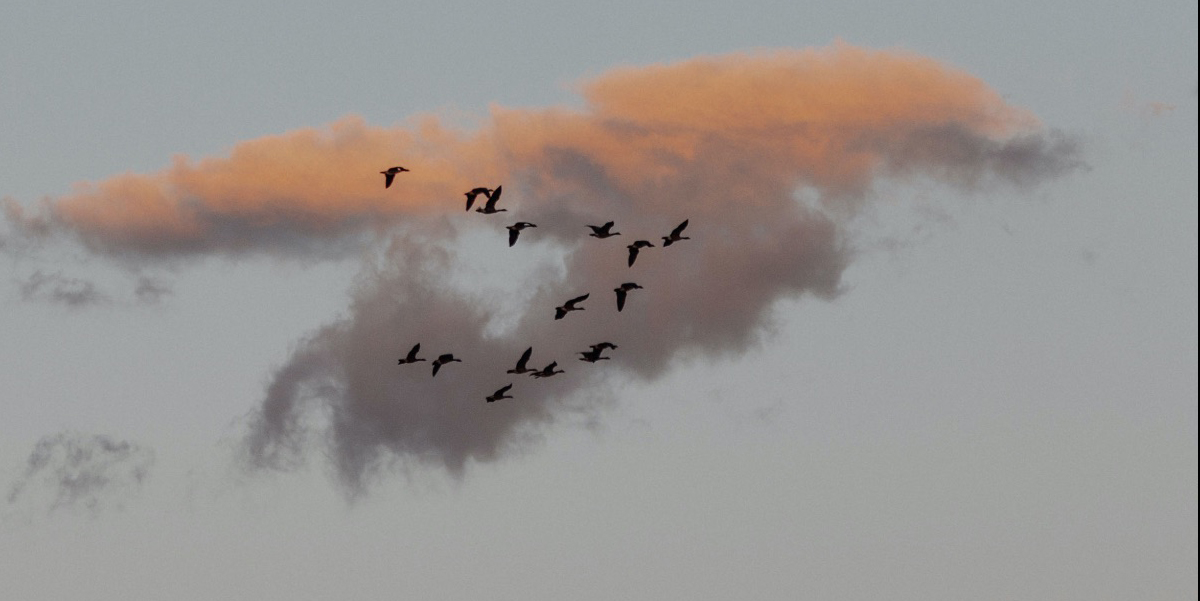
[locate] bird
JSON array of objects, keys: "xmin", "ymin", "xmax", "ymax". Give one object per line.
[
  {"xmin": 554, "ymin": 293, "xmax": 589, "ymax": 320},
  {"xmin": 397, "ymin": 343, "xmax": 426, "ymax": 365},
  {"xmin": 530, "ymin": 361, "xmax": 564, "ymax": 378},
  {"xmin": 464, "ymin": 187, "xmax": 493, "ymax": 211},
  {"xmin": 381, "ymin": 166, "xmax": 409, "ymax": 188},
  {"xmin": 614, "ymin": 282, "xmax": 643, "ymax": 312},
  {"xmin": 431, "ymin": 353, "xmax": 461, "ymax": 377},
  {"xmin": 485, "ymin": 384, "xmax": 514, "ymax": 403},
  {"xmin": 662, "ymin": 219, "xmax": 690, "ymax": 246},
  {"xmin": 626, "ymin": 240, "xmax": 655, "ymax": 267},
  {"xmin": 578, "ymin": 347, "xmax": 611, "ymax": 363},
  {"xmin": 586, "ymin": 221, "xmax": 621, "ymax": 238},
  {"xmin": 589, "ymin": 342, "xmax": 618, "ymax": 352},
  {"xmin": 506, "ymin": 222, "xmax": 537, "ymax": 247},
  {"xmin": 506, "ymin": 347, "xmax": 536, "ymax": 374},
  {"xmin": 475, "ymin": 185, "xmax": 507, "ymax": 214}
]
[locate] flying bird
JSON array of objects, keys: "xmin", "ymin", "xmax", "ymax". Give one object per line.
[
  {"xmin": 589, "ymin": 342, "xmax": 618, "ymax": 352},
  {"xmin": 431, "ymin": 353, "xmax": 462, "ymax": 377},
  {"xmin": 530, "ymin": 361, "xmax": 565, "ymax": 378},
  {"xmin": 506, "ymin": 347, "xmax": 536, "ymax": 374},
  {"xmin": 662, "ymin": 219, "xmax": 690, "ymax": 246},
  {"xmin": 475, "ymin": 185, "xmax": 507, "ymax": 214},
  {"xmin": 464, "ymin": 187, "xmax": 493, "ymax": 211},
  {"xmin": 485, "ymin": 384, "xmax": 514, "ymax": 403},
  {"xmin": 397, "ymin": 343, "xmax": 426, "ymax": 365},
  {"xmin": 554, "ymin": 293, "xmax": 589, "ymax": 320},
  {"xmin": 381, "ymin": 166, "xmax": 409, "ymax": 189},
  {"xmin": 587, "ymin": 221, "xmax": 621, "ymax": 238},
  {"xmin": 614, "ymin": 282, "xmax": 643, "ymax": 312},
  {"xmin": 506, "ymin": 222, "xmax": 537, "ymax": 247},
  {"xmin": 578, "ymin": 347, "xmax": 611, "ymax": 363},
  {"xmin": 626, "ymin": 240, "xmax": 655, "ymax": 267}
]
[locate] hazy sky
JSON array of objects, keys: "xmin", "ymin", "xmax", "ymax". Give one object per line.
[{"xmin": 1, "ymin": 1, "xmax": 1195, "ymax": 599}]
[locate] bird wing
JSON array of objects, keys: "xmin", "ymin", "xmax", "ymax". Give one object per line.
[
  {"xmin": 466, "ymin": 193, "xmax": 477, "ymax": 211},
  {"xmin": 384, "ymin": 172, "xmax": 395, "ymax": 188},
  {"xmin": 508, "ymin": 228, "xmax": 519, "ymax": 247},
  {"xmin": 497, "ymin": 383, "xmax": 513, "ymax": 395},
  {"xmin": 516, "ymin": 347, "xmax": 532, "ymax": 370},
  {"xmin": 570, "ymin": 293, "xmax": 590, "ymax": 305},
  {"xmin": 486, "ymin": 185, "xmax": 503, "ymax": 209},
  {"xmin": 671, "ymin": 219, "xmax": 689, "ymax": 237},
  {"xmin": 431, "ymin": 361, "xmax": 441, "ymax": 377},
  {"xmin": 407, "ymin": 343, "xmax": 421, "ymax": 361},
  {"xmin": 616, "ymin": 289, "xmax": 627, "ymax": 312},
  {"xmin": 628, "ymin": 246, "xmax": 639, "ymax": 267}
]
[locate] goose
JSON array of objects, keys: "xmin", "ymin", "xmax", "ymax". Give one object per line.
[
  {"xmin": 464, "ymin": 187, "xmax": 493, "ymax": 211},
  {"xmin": 626, "ymin": 240, "xmax": 655, "ymax": 267},
  {"xmin": 381, "ymin": 166, "xmax": 409, "ymax": 189},
  {"xmin": 578, "ymin": 347, "xmax": 611, "ymax": 363},
  {"xmin": 431, "ymin": 353, "xmax": 462, "ymax": 377},
  {"xmin": 485, "ymin": 384, "xmax": 514, "ymax": 403},
  {"xmin": 614, "ymin": 282, "xmax": 643, "ymax": 312},
  {"xmin": 586, "ymin": 221, "xmax": 621, "ymax": 238},
  {"xmin": 554, "ymin": 293, "xmax": 589, "ymax": 320},
  {"xmin": 662, "ymin": 219, "xmax": 690, "ymax": 246},
  {"xmin": 506, "ymin": 347, "xmax": 536, "ymax": 374},
  {"xmin": 475, "ymin": 185, "xmax": 506, "ymax": 214},
  {"xmin": 506, "ymin": 222, "xmax": 537, "ymax": 247},
  {"xmin": 530, "ymin": 361, "xmax": 565, "ymax": 378},
  {"xmin": 397, "ymin": 343, "xmax": 426, "ymax": 365}
]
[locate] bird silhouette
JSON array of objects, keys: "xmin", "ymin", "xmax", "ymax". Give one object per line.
[
  {"xmin": 587, "ymin": 221, "xmax": 621, "ymax": 238},
  {"xmin": 626, "ymin": 240, "xmax": 655, "ymax": 267},
  {"xmin": 614, "ymin": 282, "xmax": 643, "ymax": 312},
  {"xmin": 381, "ymin": 166, "xmax": 409, "ymax": 188},
  {"xmin": 530, "ymin": 361, "xmax": 565, "ymax": 378},
  {"xmin": 578, "ymin": 347, "xmax": 611, "ymax": 363},
  {"xmin": 475, "ymin": 185, "xmax": 507, "ymax": 214},
  {"xmin": 589, "ymin": 342, "xmax": 618, "ymax": 352},
  {"xmin": 464, "ymin": 187, "xmax": 493, "ymax": 211},
  {"xmin": 554, "ymin": 293, "xmax": 589, "ymax": 320},
  {"xmin": 486, "ymin": 384, "xmax": 514, "ymax": 403},
  {"xmin": 662, "ymin": 219, "xmax": 690, "ymax": 246},
  {"xmin": 397, "ymin": 343, "xmax": 426, "ymax": 365},
  {"xmin": 506, "ymin": 222, "xmax": 537, "ymax": 247},
  {"xmin": 506, "ymin": 347, "xmax": 536, "ymax": 374},
  {"xmin": 431, "ymin": 353, "xmax": 462, "ymax": 377}
]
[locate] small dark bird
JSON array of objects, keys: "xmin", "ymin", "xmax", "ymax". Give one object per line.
[
  {"xmin": 475, "ymin": 185, "xmax": 507, "ymax": 214},
  {"xmin": 431, "ymin": 353, "xmax": 462, "ymax": 377},
  {"xmin": 614, "ymin": 282, "xmax": 643, "ymax": 312},
  {"xmin": 506, "ymin": 347, "xmax": 536, "ymax": 374},
  {"xmin": 506, "ymin": 222, "xmax": 537, "ymax": 247},
  {"xmin": 627, "ymin": 240, "xmax": 655, "ymax": 267},
  {"xmin": 381, "ymin": 166, "xmax": 409, "ymax": 188},
  {"xmin": 586, "ymin": 221, "xmax": 621, "ymax": 238},
  {"xmin": 486, "ymin": 384, "xmax": 514, "ymax": 403},
  {"xmin": 578, "ymin": 347, "xmax": 611, "ymax": 363},
  {"xmin": 530, "ymin": 361, "xmax": 565, "ymax": 378},
  {"xmin": 397, "ymin": 343, "xmax": 426, "ymax": 365},
  {"xmin": 662, "ymin": 219, "xmax": 690, "ymax": 246},
  {"xmin": 464, "ymin": 187, "xmax": 493, "ymax": 211},
  {"xmin": 554, "ymin": 293, "xmax": 589, "ymax": 320},
  {"xmin": 589, "ymin": 342, "xmax": 618, "ymax": 352}
]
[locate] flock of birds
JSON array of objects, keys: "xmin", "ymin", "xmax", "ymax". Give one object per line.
[{"xmin": 383, "ymin": 166, "xmax": 690, "ymax": 403}]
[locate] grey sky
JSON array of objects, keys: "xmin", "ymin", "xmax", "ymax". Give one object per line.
[{"xmin": 0, "ymin": 0, "xmax": 1195, "ymax": 599}]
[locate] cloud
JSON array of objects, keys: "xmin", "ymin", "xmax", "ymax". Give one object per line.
[
  {"xmin": 2, "ymin": 44, "xmax": 1082, "ymax": 492},
  {"xmin": 18, "ymin": 270, "xmax": 110, "ymax": 308},
  {"xmin": 7, "ymin": 432, "xmax": 155, "ymax": 515}
]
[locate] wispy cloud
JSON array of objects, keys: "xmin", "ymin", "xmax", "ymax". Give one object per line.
[
  {"xmin": 2, "ymin": 44, "xmax": 1083, "ymax": 492},
  {"xmin": 7, "ymin": 432, "xmax": 155, "ymax": 515}
]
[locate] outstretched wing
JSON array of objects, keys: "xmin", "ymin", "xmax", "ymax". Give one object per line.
[
  {"xmin": 615, "ymin": 289, "xmax": 627, "ymax": 312},
  {"xmin": 383, "ymin": 172, "xmax": 395, "ymax": 189},
  {"xmin": 515, "ymin": 347, "xmax": 532, "ymax": 370},
  {"xmin": 628, "ymin": 246, "xmax": 639, "ymax": 267},
  {"xmin": 569, "ymin": 293, "xmax": 590, "ymax": 306},
  {"xmin": 407, "ymin": 343, "xmax": 421, "ymax": 361},
  {"xmin": 508, "ymin": 227, "xmax": 519, "ymax": 247},
  {"xmin": 671, "ymin": 219, "xmax": 689, "ymax": 237}
]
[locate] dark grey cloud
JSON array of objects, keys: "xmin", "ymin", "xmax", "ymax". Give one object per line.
[
  {"xmin": 7, "ymin": 432, "xmax": 155, "ymax": 515},
  {"xmin": 18, "ymin": 270, "xmax": 109, "ymax": 308}
]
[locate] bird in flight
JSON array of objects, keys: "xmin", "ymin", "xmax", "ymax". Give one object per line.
[
  {"xmin": 464, "ymin": 187, "xmax": 493, "ymax": 211},
  {"xmin": 589, "ymin": 342, "xmax": 618, "ymax": 352},
  {"xmin": 381, "ymin": 166, "xmax": 409, "ymax": 188},
  {"xmin": 578, "ymin": 347, "xmax": 611, "ymax": 363},
  {"xmin": 614, "ymin": 282, "xmax": 643, "ymax": 312},
  {"xmin": 626, "ymin": 240, "xmax": 655, "ymax": 267},
  {"xmin": 554, "ymin": 293, "xmax": 589, "ymax": 320},
  {"xmin": 662, "ymin": 219, "xmax": 690, "ymax": 246},
  {"xmin": 587, "ymin": 221, "xmax": 621, "ymax": 239},
  {"xmin": 486, "ymin": 384, "xmax": 514, "ymax": 403},
  {"xmin": 506, "ymin": 222, "xmax": 537, "ymax": 247},
  {"xmin": 431, "ymin": 353, "xmax": 462, "ymax": 377},
  {"xmin": 530, "ymin": 361, "xmax": 565, "ymax": 378},
  {"xmin": 475, "ymin": 185, "xmax": 507, "ymax": 214},
  {"xmin": 506, "ymin": 347, "xmax": 536, "ymax": 374},
  {"xmin": 397, "ymin": 343, "xmax": 426, "ymax": 365}
]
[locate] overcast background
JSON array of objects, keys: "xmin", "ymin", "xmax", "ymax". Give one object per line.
[{"xmin": 1, "ymin": 1, "xmax": 1195, "ymax": 599}]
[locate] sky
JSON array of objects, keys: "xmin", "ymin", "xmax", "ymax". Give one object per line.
[{"xmin": 0, "ymin": 1, "xmax": 1195, "ymax": 599}]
